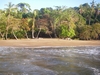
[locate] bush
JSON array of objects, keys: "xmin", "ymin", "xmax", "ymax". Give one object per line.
[
  {"xmin": 57, "ymin": 25, "xmax": 76, "ymax": 38},
  {"xmin": 79, "ymin": 25, "xmax": 92, "ymax": 40},
  {"xmin": 15, "ymin": 30, "xmax": 25, "ymax": 38}
]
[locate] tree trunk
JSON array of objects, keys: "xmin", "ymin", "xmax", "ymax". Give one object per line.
[
  {"xmin": 50, "ymin": 20, "xmax": 57, "ymax": 38},
  {"xmin": 89, "ymin": 19, "xmax": 91, "ymax": 25},
  {"xmin": 24, "ymin": 30, "xmax": 29, "ymax": 39},
  {"xmin": 36, "ymin": 28, "xmax": 41, "ymax": 38},
  {"xmin": 0, "ymin": 32, "xmax": 4, "ymax": 40},
  {"xmin": 53, "ymin": 26, "xmax": 57, "ymax": 38},
  {"xmin": 32, "ymin": 18, "xmax": 35, "ymax": 39},
  {"xmin": 5, "ymin": 28, "xmax": 8, "ymax": 40},
  {"xmin": 48, "ymin": 33, "xmax": 52, "ymax": 38},
  {"xmin": 54, "ymin": 30, "xmax": 57, "ymax": 38},
  {"xmin": 32, "ymin": 28, "xmax": 34, "ymax": 38},
  {"xmin": 5, "ymin": 13, "xmax": 10, "ymax": 40},
  {"xmin": 95, "ymin": 10, "xmax": 98, "ymax": 21},
  {"xmin": 12, "ymin": 30, "xmax": 18, "ymax": 40}
]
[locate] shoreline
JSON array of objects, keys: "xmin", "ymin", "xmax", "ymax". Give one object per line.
[{"xmin": 0, "ymin": 39, "xmax": 100, "ymax": 47}]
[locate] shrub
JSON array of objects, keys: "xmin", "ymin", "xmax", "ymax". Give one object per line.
[{"xmin": 57, "ymin": 25, "xmax": 76, "ymax": 38}]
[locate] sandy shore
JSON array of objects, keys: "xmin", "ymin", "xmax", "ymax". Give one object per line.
[{"xmin": 0, "ymin": 39, "xmax": 100, "ymax": 47}]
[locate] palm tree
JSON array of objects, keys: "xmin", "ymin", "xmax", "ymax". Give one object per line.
[
  {"xmin": 5, "ymin": 2, "xmax": 15, "ymax": 40},
  {"xmin": 20, "ymin": 18, "xmax": 30, "ymax": 39},
  {"xmin": 95, "ymin": 3, "xmax": 100, "ymax": 21},
  {"xmin": 32, "ymin": 10, "xmax": 37, "ymax": 38},
  {"xmin": 9, "ymin": 18, "xmax": 21, "ymax": 40},
  {"xmin": 49, "ymin": 6, "xmax": 65, "ymax": 38},
  {"xmin": 79, "ymin": 5, "xmax": 84, "ymax": 14},
  {"xmin": 0, "ymin": 10, "xmax": 7, "ymax": 39}
]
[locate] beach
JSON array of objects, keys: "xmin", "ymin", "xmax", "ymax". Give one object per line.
[{"xmin": 0, "ymin": 39, "xmax": 100, "ymax": 47}]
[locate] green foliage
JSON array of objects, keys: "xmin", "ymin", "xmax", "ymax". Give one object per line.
[
  {"xmin": 17, "ymin": 3, "xmax": 31, "ymax": 13},
  {"xmin": 0, "ymin": 1, "xmax": 100, "ymax": 40},
  {"xmin": 15, "ymin": 30, "xmax": 25, "ymax": 38},
  {"xmin": 78, "ymin": 23, "xmax": 100, "ymax": 40},
  {"xmin": 79, "ymin": 25, "xmax": 92, "ymax": 40},
  {"xmin": 91, "ymin": 23, "xmax": 100, "ymax": 39},
  {"xmin": 57, "ymin": 25, "xmax": 75, "ymax": 38}
]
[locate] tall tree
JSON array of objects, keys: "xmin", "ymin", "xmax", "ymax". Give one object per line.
[
  {"xmin": 91, "ymin": 23, "xmax": 100, "ymax": 39},
  {"xmin": 49, "ymin": 6, "xmax": 66, "ymax": 37},
  {"xmin": 95, "ymin": 3, "xmax": 100, "ymax": 22},
  {"xmin": 0, "ymin": 10, "xmax": 7, "ymax": 39},
  {"xmin": 20, "ymin": 18, "xmax": 30, "ymax": 39},
  {"xmin": 17, "ymin": 3, "xmax": 31, "ymax": 13},
  {"xmin": 32, "ymin": 10, "xmax": 37, "ymax": 38},
  {"xmin": 81, "ymin": 3, "xmax": 92, "ymax": 25},
  {"xmin": 5, "ymin": 2, "xmax": 15, "ymax": 40},
  {"xmin": 8, "ymin": 18, "xmax": 20, "ymax": 40}
]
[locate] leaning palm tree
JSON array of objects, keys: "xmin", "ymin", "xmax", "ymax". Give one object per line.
[
  {"xmin": 9, "ymin": 18, "xmax": 20, "ymax": 40},
  {"xmin": 49, "ymin": 6, "xmax": 67, "ymax": 38},
  {"xmin": 5, "ymin": 2, "xmax": 15, "ymax": 40},
  {"xmin": 20, "ymin": 18, "xmax": 30, "ymax": 39},
  {"xmin": 0, "ymin": 10, "xmax": 7, "ymax": 39}
]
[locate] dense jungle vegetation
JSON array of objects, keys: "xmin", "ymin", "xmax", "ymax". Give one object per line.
[{"xmin": 0, "ymin": 0, "xmax": 100, "ymax": 40}]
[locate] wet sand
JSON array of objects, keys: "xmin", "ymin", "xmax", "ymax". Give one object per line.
[{"xmin": 0, "ymin": 39, "xmax": 100, "ymax": 47}]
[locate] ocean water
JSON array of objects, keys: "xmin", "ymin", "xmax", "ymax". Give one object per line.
[{"xmin": 0, "ymin": 46, "xmax": 100, "ymax": 75}]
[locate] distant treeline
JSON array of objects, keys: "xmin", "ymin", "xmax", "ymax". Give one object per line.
[{"xmin": 0, "ymin": 0, "xmax": 100, "ymax": 40}]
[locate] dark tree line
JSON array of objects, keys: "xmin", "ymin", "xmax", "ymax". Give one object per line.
[{"xmin": 0, "ymin": 0, "xmax": 100, "ymax": 40}]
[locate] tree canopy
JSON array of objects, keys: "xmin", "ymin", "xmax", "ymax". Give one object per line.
[{"xmin": 0, "ymin": 1, "xmax": 100, "ymax": 40}]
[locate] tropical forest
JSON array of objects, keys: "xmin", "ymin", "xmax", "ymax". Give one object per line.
[{"xmin": 0, "ymin": 0, "xmax": 100, "ymax": 40}]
